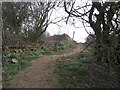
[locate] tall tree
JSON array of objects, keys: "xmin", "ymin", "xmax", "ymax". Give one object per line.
[
  {"xmin": 22, "ymin": 2, "xmax": 56, "ymax": 43},
  {"xmin": 64, "ymin": 0, "xmax": 120, "ymax": 86}
]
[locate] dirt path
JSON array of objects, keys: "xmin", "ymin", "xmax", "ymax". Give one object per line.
[{"xmin": 8, "ymin": 44, "xmax": 83, "ymax": 88}]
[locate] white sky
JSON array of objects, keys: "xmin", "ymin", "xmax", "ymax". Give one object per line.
[{"xmin": 46, "ymin": 0, "xmax": 94, "ymax": 43}]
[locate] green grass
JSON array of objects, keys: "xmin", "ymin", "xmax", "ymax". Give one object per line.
[
  {"xmin": 54, "ymin": 47, "xmax": 118, "ymax": 88},
  {"xmin": 3, "ymin": 59, "xmax": 32, "ymax": 87},
  {"xmin": 55, "ymin": 40, "xmax": 75, "ymax": 51},
  {"xmin": 2, "ymin": 40, "xmax": 76, "ymax": 87},
  {"xmin": 5, "ymin": 61, "xmax": 31, "ymax": 75},
  {"xmin": 58, "ymin": 78, "xmax": 70, "ymax": 88},
  {"xmin": 4, "ymin": 54, "xmax": 18, "ymax": 62},
  {"xmin": 3, "ymin": 41, "xmax": 74, "ymax": 87},
  {"xmin": 3, "ymin": 53, "xmax": 38, "ymax": 87},
  {"xmin": 53, "ymin": 50, "xmax": 90, "ymax": 88},
  {"xmin": 3, "ymin": 81, "xmax": 11, "ymax": 87},
  {"xmin": 40, "ymin": 48, "xmax": 55, "ymax": 55},
  {"xmin": 20, "ymin": 56, "xmax": 38, "ymax": 61},
  {"xmin": 80, "ymin": 59, "xmax": 91, "ymax": 64},
  {"xmin": 78, "ymin": 82, "xmax": 86, "ymax": 88},
  {"xmin": 53, "ymin": 69, "xmax": 62, "ymax": 74},
  {"xmin": 77, "ymin": 66, "xmax": 89, "ymax": 76},
  {"xmin": 41, "ymin": 51, "xmax": 54, "ymax": 55},
  {"xmin": 98, "ymin": 82, "xmax": 117, "ymax": 88}
]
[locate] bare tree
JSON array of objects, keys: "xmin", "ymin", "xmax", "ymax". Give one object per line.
[{"xmin": 63, "ymin": 0, "xmax": 120, "ymax": 87}]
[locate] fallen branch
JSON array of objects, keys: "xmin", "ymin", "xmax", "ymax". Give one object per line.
[{"xmin": 80, "ymin": 41, "xmax": 94, "ymax": 54}]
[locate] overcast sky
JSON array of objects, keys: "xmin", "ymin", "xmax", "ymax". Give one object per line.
[{"xmin": 46, "ymin": 0, "xmax": 94, "ymax": 43}]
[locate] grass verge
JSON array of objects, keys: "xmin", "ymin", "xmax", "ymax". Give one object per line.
[
  {"xmin": 2, "ymin": 40, "xmax": 76, "ymax": 87},
  {"xmin": 53, "ymin": 47, "xmax": 118, "ymax": 88}
]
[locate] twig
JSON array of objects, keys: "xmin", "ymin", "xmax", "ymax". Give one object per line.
[{"xmin": 80, "ymin": 41, "xmax": 94, "ymax": 54}]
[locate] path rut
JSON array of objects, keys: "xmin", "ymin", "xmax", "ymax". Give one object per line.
[{"xmin": 8, "ymin": 44, "xmax": 83, "ymax": 88}]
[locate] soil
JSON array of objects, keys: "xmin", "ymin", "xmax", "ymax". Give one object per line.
[{"xmin": 7, "ymin": 44, "xmax": 83, "ymax": 88}]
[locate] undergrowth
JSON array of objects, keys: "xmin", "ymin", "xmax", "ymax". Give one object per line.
[{"xmin": 53, "ymin": 47, "xmax": 118, "ymax": 88}]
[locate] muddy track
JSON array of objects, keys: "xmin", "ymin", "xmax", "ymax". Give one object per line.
[{"xmin": 8, "ymin": 44, "xmax": 83, "ymax": 88}]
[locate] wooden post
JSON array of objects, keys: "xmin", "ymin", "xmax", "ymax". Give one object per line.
[{"xmin": 72, "ymin": 31, "xmax": 75, "ymax": 40}]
